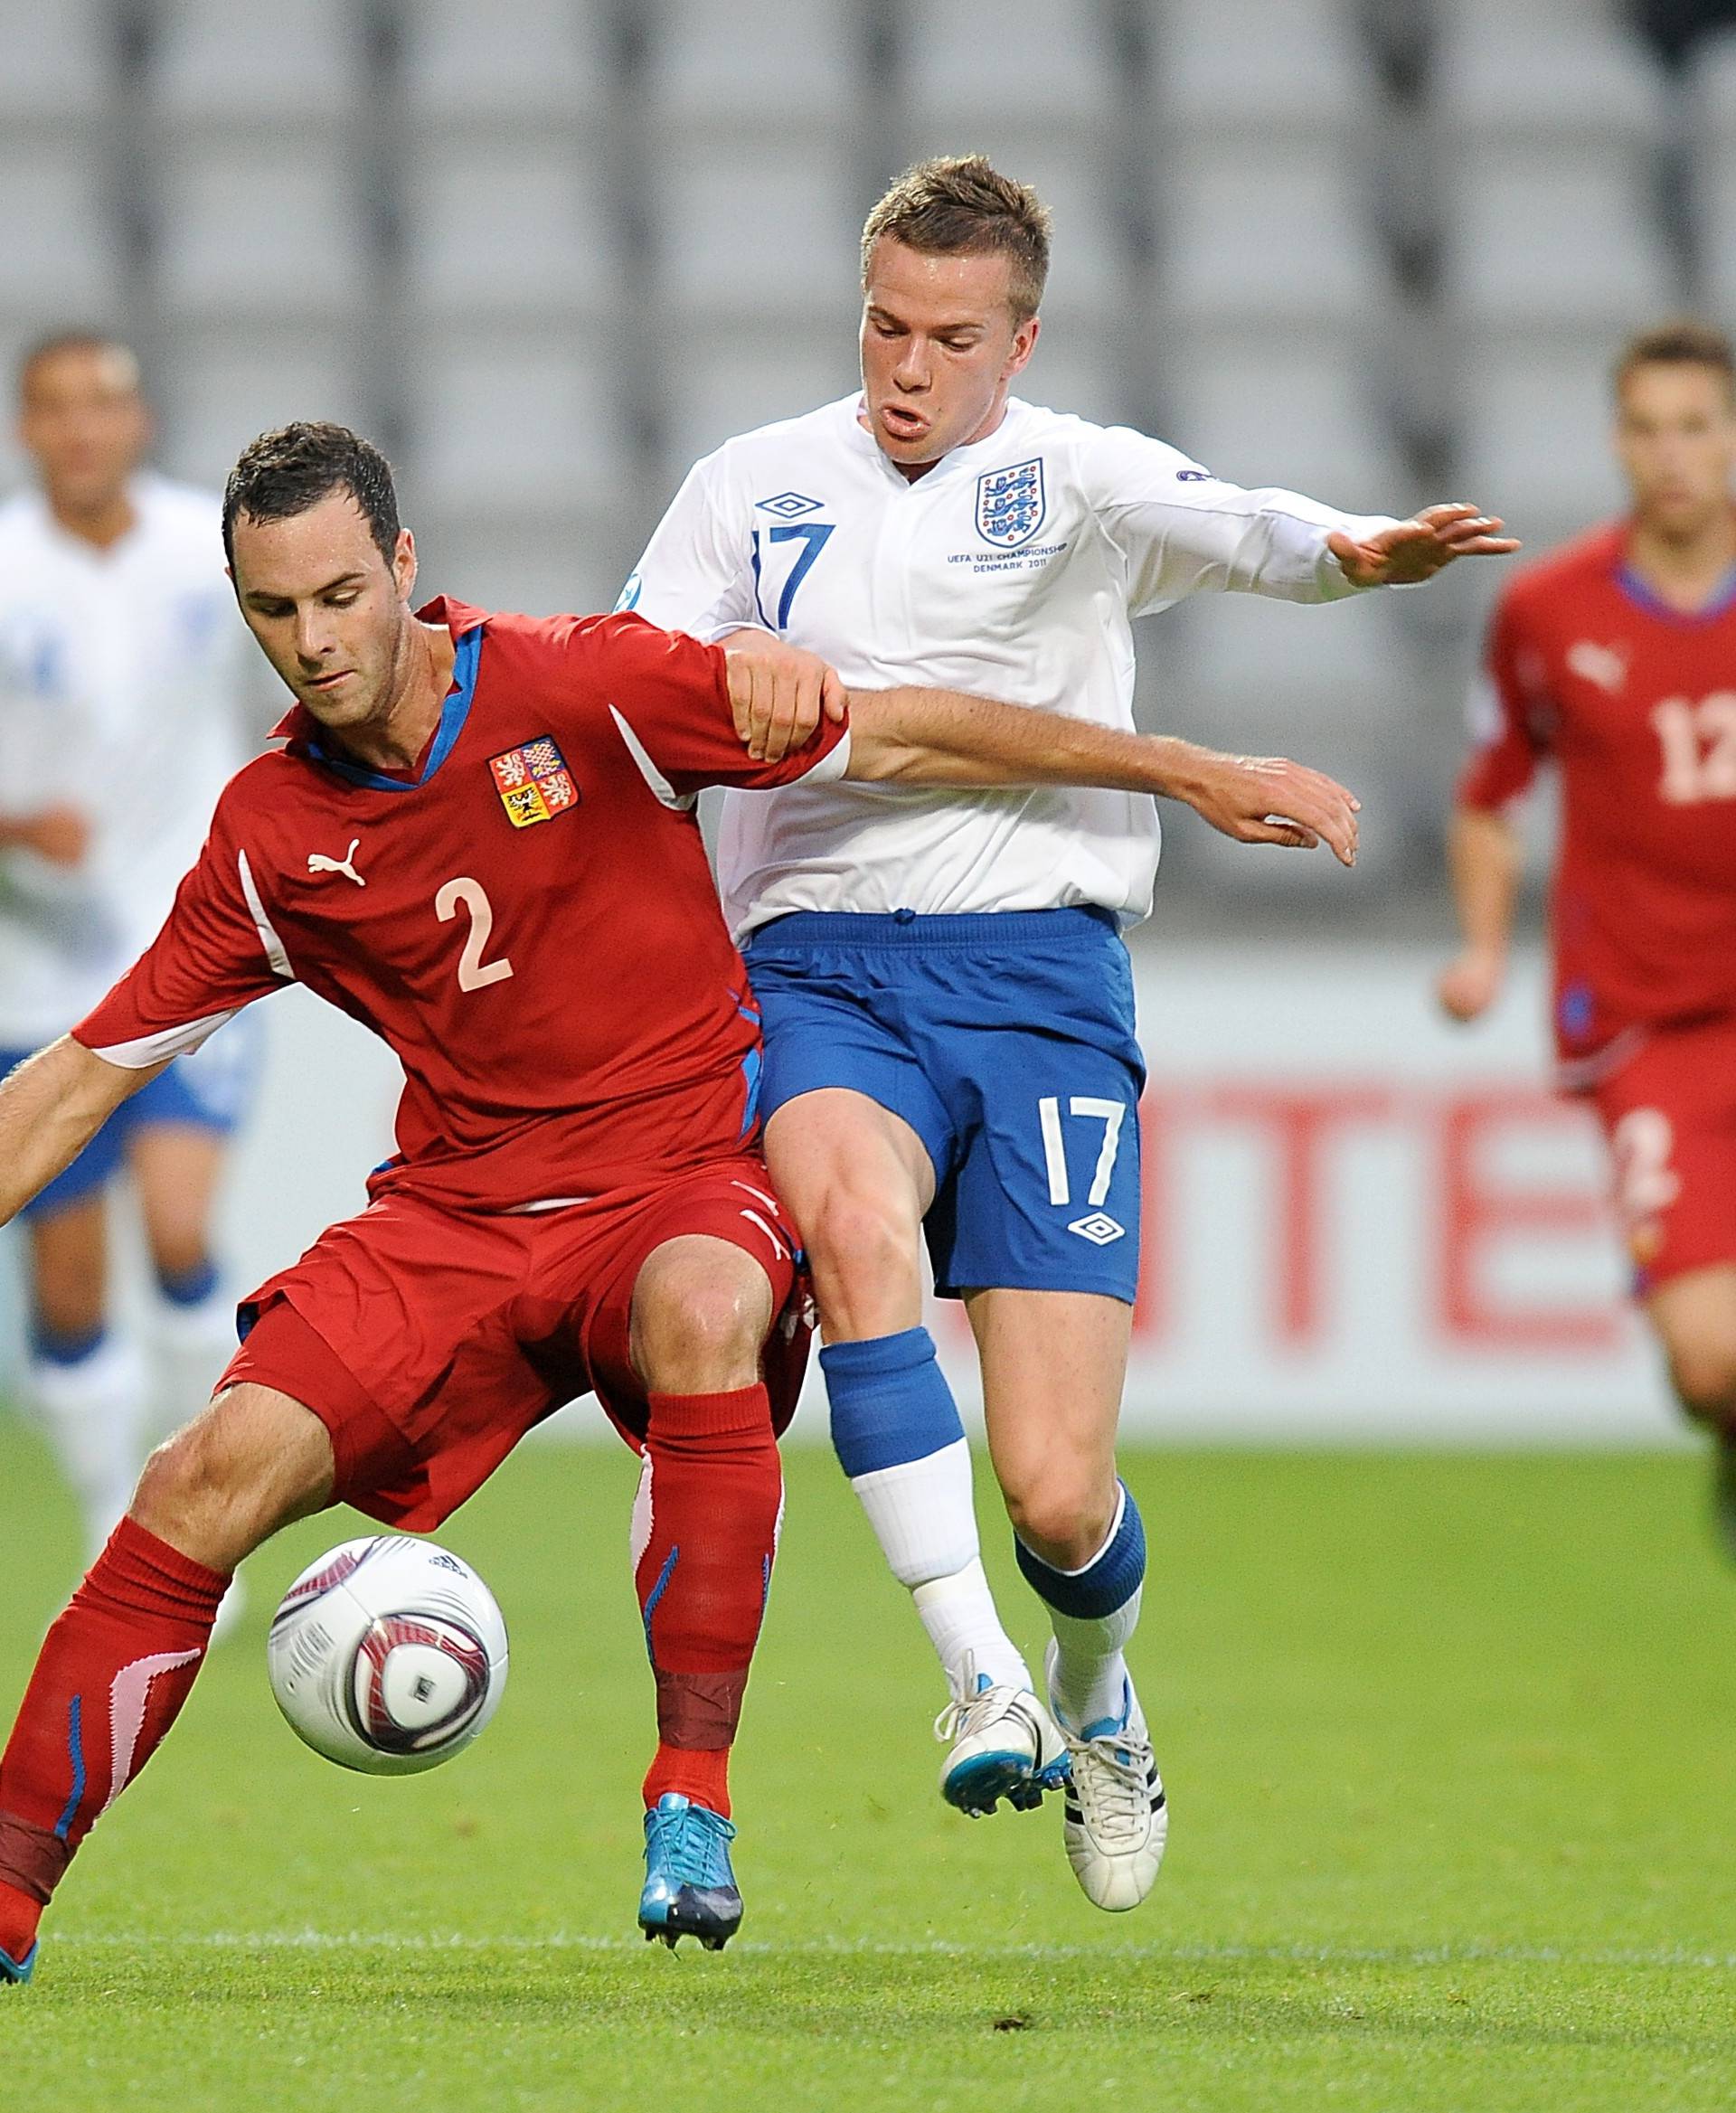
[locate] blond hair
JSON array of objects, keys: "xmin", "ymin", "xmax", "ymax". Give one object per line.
[{"xmin": 862, "ymin": 156, "xmax": 1052, "ymax": 322}]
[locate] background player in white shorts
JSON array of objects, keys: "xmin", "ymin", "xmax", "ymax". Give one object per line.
[
  {"xmin": 627, "ymin": 156, "xmax": 1517, "ymax": 1912},
  {"xmin": 0, "ymin": 335, "xmax": 255, "ymax": 1565}
]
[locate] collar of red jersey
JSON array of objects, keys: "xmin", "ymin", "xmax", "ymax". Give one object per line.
[{"xmin": 269, "ymin": 596, "xmax": 489, "ymax": 756}]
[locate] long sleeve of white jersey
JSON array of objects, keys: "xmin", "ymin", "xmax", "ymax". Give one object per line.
[
  {"xmin": 623, "ymin": 459, "xmax": 760, "ymax": 638},
  {"xmin": 1076, "ymin": 424, "xmax": 1401, "ymax": 617}
]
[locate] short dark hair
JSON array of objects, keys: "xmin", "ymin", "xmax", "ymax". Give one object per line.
[
  {"xmin": 862, "ymin": 155, "xmax": 1052, "ymax": 323},
  {"xmin": 222, "ymin": 421, "xmax": 401, "ymax": 571},
  {"xmin": 1614, "ymin": 318, "xmax": 1736, "ymax": 403},
  {"xmin": 16, "ymin": 329, "xmax": 142, "ymax": 401}
]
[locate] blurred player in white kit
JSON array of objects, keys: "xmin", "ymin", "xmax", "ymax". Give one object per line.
[
  {"xmin": 628, "ymin": 156, "xmax": 1515, "ymax": 1912},
  {"xmin": 0, "ymin": 334, "xmax": 254, "ymax": 1568}
]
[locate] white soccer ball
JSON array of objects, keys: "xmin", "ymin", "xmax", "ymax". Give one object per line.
[{"xmin": 266, "ymin": 1536, "xmax": 509, "ymax": 1777}]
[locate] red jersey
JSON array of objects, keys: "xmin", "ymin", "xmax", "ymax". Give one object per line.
[
  {"xmin": 1458, "ymin": 523, "xmax": 1736, "ymax": 1080},
  {"xmin": 74, "ymin": 599, "xmax": 850, "ymax": 1210}
]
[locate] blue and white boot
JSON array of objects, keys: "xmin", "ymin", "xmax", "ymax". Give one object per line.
[
  {"xmin": 1045, "ymin": 1639, "xmax": 1166, "ymax": 1911},
  {"xmin": 638, "ymin": 1793, "xmax": 742, "ymax": 1951},
  {"xmin": 934, "ymin": 1652, "xmax": 1071, "ymax": 1818},
  {"xmin": 0, "ymin": 1942, "xmax": 36, "ymax": 1986}
]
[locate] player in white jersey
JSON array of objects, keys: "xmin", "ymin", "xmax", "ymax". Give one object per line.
[
  {"xmin": 0, "ymin": 335, "xmax": 254, "ymax": 1568},
  {"xmin": 627, "ymin": 157, "xmax": 1517, "ymax": 1911}
]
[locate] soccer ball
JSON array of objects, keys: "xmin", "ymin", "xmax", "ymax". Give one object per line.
[{"xmin": 266, "ymin": 1536, "xmax": 509, "ymax": 1776}]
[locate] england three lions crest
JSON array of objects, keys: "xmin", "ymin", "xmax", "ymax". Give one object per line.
[{"xmin": 976, "ymin": 458, "xmax": 1046, "ymax": 548}]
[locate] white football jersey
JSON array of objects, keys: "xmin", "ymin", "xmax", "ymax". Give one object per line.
[
  {"xmin": 0, "ymin": 475, "xmax": 249, "ymax": 1045},
  {"xmin": 627, "ymin": 392, "xmax": 1398, "ymax": 939}
]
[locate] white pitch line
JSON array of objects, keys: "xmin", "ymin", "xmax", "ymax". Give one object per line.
[{"xmin": 47, "ymin": 1933, "xmax": 1736, "ymax": 1970}]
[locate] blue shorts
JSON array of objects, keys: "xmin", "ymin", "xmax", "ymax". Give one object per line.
[
  {"xmin": 3, "ymin": 1014, "xmax": 259, "ymax": 1223},
  {"xmin": 742, "ymin": 908, "xmax": 1146, "ymax": 1303}
]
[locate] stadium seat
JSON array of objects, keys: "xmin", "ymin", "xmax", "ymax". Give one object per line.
[
  {"xmin": 1437, "ymin": 150, "xmax": 1678, "ymax": 328},
  {"xmin": 402, "ymin": 328, "xmax": 629, "ymax": 517},
  {"xmin": 895, "ymin": 0, "xmax": 1118, "ymax": 141},
  {"xmin": 1177, "ymin": 567, "xmax": 1412, "ymax": 706},
  {"xmin": 398, "ymin": 0, "xmax": 610, "ymax": 123},
  {"xmin": 646, "ymin": 0, "xmax": 863, "ymax": 129},
  {"xmin": 1431, "ymin": 1, "xmax": 1670, "ymax": 148},
  {"xmin": 1688, "ymin": 30, "xmax": 1736, "ymax": 311},
  {"xmin": 152, "ymin": 140, "xmax": 368, "ymax": 319},
  {"xmin": 1157, "ymin": 140, "xmax": 1394, "ymax": 330},
  {"xmin": 1160, "ymin": 333, "xmax": 1413, "ymax": 515},
  {"xmin": 400, "ymin": 137, "xmax": 620, "ymax": 321},
  {"xmin": 1690, "ymin": 158, "xmax": 1736, "ymax": 316},
  {"xmin": 1690, "ymin": 23, "xmax": 1736, "ymax": 140},
  {"xmin": 146, "ymin": 0, "xmax": 365, "ymax": 123},
  {"xmin": 153, "ymin": 325, "xmax": 369, "ymax": 489},
  {"xmin": 0, "ymin": 144, "xmax": 124, "ymax": 324},
  {"xmin": 0, "ymin": 0, "xmax": 116, "ymax": 127},
  {"xmin": 1142, "ymin": 599, "xmax": 1422, "ymax": 895},
  {"xmin": 986, "ymin": 146, "xmax": 1129, "ymax": 325},
  {"xmin": 410, "ymin": 515, "xmax": 637, "ymax": 630},
  {"xmin": 1450, "ymin": 335, "xmax": 1631, "ymax": 545},
  {"xmin": 656, "ymin": 338, "xmax": 861, "ymax": 489},
  {"xmin": 646, "ymin": 140, "xmax": 863, "ymax": 318},
  {"xmin": 1145, "ymin": 0, "xmax": 1379, "ymax": 140},
  {"xmin": 1017, "ymin": 332, "xmax": 1148, "ymax": 433}
]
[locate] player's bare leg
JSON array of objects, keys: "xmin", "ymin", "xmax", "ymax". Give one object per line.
[
  {"xmin": 970, "ymin": 1288, "xmax": 1165, "ymax": 1910},
  {"xmin": 765, "ymin": 1090, "xmax": 1057, "ymax": 1816},
  {"xmin": 131, "ymin": 1121, "xmax": 230, "ymax": 1358},
  {"xmin": 627, "ymin": 1233, "xmax": 781, "ymax": 1948},
  {"xmin": 129, "ymin": 1122, "xmax": 250, "ymax": 1637},
  {"xmin": 1646, "ymin": 1266, "xmax": 1736, "ymax": 1557},
  {"xmin": 25, "ymin": 1195, "xmax": 150, "ymax": 1563},
  {"xmin": 0, "ymin": 1385, "xmax": 333, "ymax": 1982}
]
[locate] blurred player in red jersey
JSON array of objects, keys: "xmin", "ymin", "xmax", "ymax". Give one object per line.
[
  {"xmin": 1440, "ymin": 322, "xmax": 1736, "ymax": 1537},
  {"xmin": 0, "ymin": 423, "xmax": 1358, "ymax": 1981}
]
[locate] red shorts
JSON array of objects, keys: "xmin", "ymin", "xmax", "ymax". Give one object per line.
[
  {"xmin": 217, "ymin": 1156, "xmax": 810, "ymax": 1532},
  {"xmin": 1590, "ymin": 1016, "xmax": 1736, "ymax": 1296}
]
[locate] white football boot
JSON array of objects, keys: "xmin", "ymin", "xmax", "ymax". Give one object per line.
[
  {"xmin": 933, "ymin": 1652, "xmax": 1071, "ymax": 1816},
  {"xmin": 1045, "ymin": 1639, "xmax": 1166, "ymax": 1910}
]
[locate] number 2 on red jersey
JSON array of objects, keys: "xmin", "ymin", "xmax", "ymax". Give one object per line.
[{"xmin": 435, "ymin": 877, "xmax": 514, "ymax": 991}]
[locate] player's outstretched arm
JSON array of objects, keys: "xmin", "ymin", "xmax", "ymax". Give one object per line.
[
  {"xmin": 1327, "ymin": 504, "xmax": 1520, "ymax": 589},
  {"xmin": 844, "ymin": 689, "xmax": 1362, "ymax": 866},
  {"xmin": 0, "ymin": 1035, "xmax": 157, "ymax": 1224},
  {"xmin": 1437, "ymin": 806, "xmax": 1522, "ymax": 1022}
]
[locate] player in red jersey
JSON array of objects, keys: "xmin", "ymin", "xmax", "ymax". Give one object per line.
[
  {"xmin": 0, "ymin": 421, "xmax": 1366, "ymax": 1980},
  {"xmin": 1440, "ymin": 321, "xmax": 1736, "ymax": 1536}
]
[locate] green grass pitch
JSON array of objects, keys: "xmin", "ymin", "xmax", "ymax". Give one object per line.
[{"xmin": 1, "ymin": 1416, "xmax": 1732, "ymax": 2110}]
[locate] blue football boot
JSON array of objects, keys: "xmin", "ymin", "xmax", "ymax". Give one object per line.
[
  {"xmin": 638, "ymin": 1793, "xmax": 742, "ymax": 1951},
  {"xmin": 0, "ymin": 1942, "xmax": 37, "ymax": 1986}
]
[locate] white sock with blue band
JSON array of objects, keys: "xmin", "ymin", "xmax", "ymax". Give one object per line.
[
  {"xmin": 820, "ymin": 1326, "xmax": 1031, "ymax": 1693},
  {"xmin": 1016, "ymin": 1480, "xmax": 1146, "ymax": 1735},
  {"xmin": 29, "ymin": 1325, "xmax": 149, "ymax": 1561}
]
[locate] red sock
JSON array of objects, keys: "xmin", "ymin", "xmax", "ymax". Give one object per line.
[
  {"xmin": 0, "ymin": 1517, "xmax": 227, "ymax": 1957},
  {"xmin": 633, "ymin": 1385, "xmax": 782, "ymax": 1822}
]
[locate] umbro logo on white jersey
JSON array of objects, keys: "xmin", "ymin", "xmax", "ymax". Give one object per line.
[
  {"xmin": 307, "ymin": 839, "xmax": 365, "ymax": 887},
  {"xmin": 1566, "ymin": 640, "xmax": 1628, "ymax": 696},
  {"xmin": 755, "ymin": 491, "xmax": 823, "ymax": 518}
]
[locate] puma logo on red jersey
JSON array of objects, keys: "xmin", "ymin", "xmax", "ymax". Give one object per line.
[
  {"xmin": 1566, "ymin": 639, "xmax": 1628, "ymax": 696},
  {"xmin": 307, "ymin": 840, "xmax": 365, "ymax": 887}
]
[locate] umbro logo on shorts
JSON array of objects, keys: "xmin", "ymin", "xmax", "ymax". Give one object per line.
[
  {"xmin": 490, "ymin": 738, "xmax": 580, "ymax": 828},
  {"xmin": 1068, "ymin": 1212, "xmax": 1126, "ymax": 1246}
]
